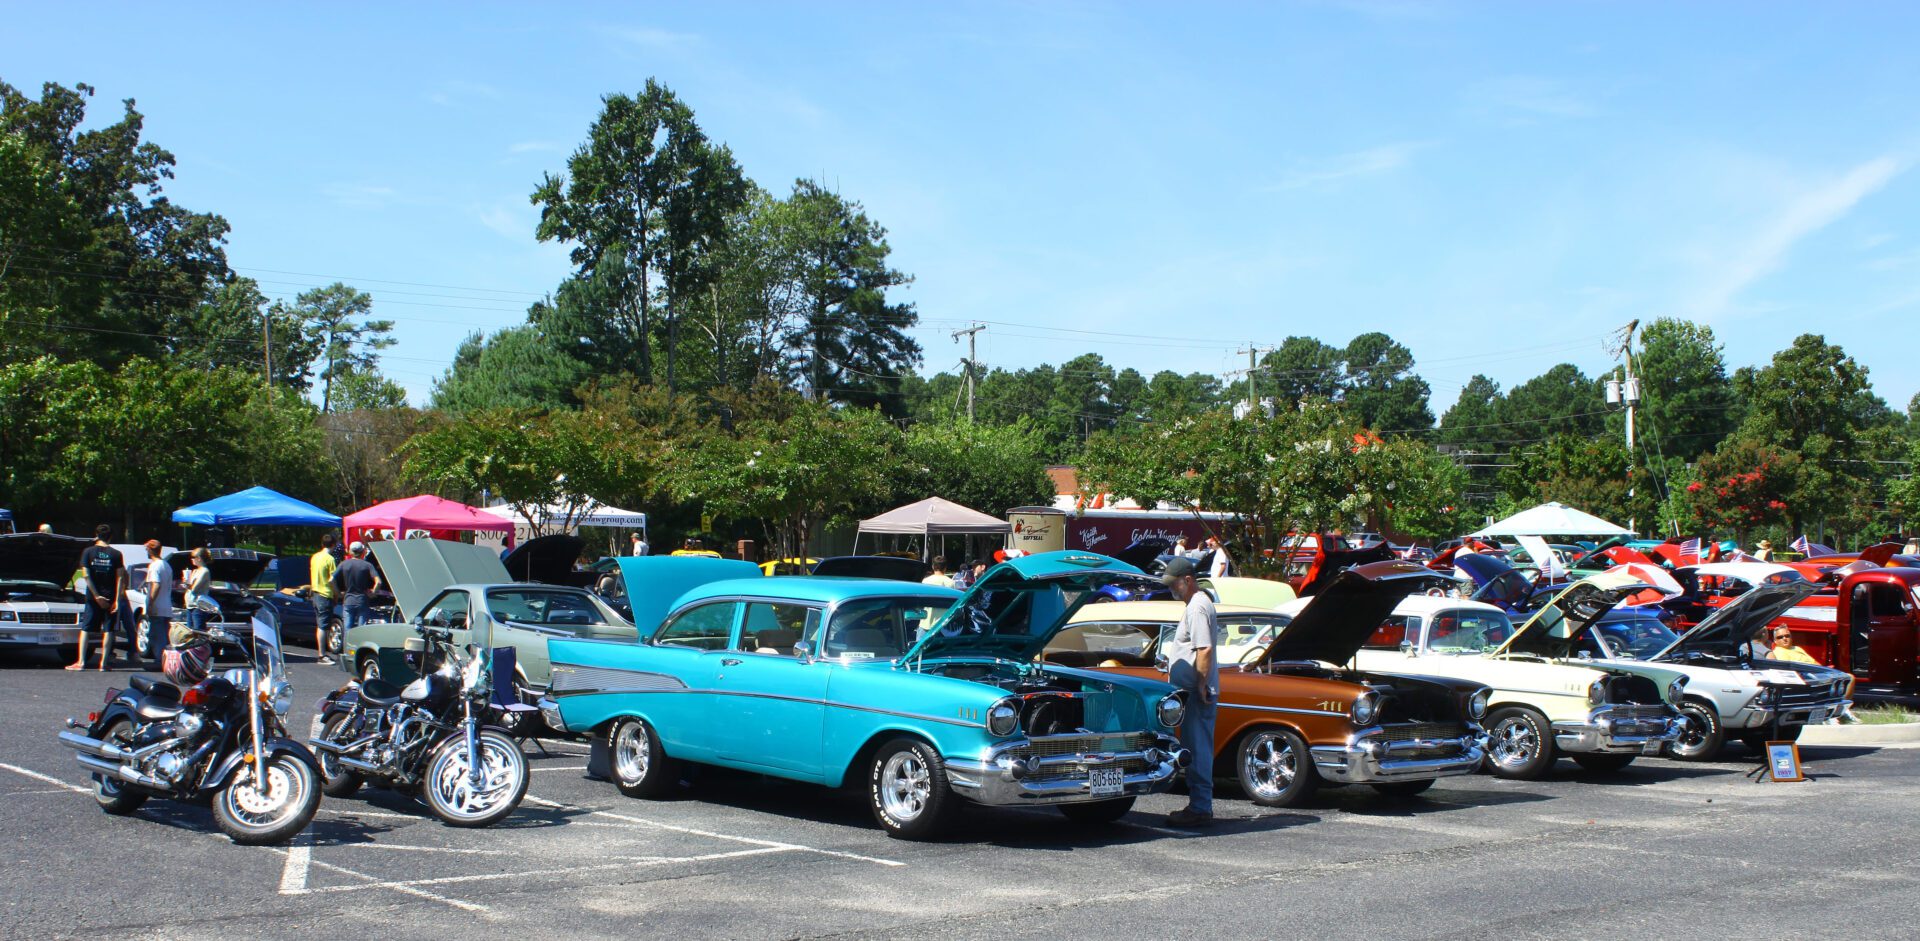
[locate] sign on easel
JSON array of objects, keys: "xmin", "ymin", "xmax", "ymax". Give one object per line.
[{"xmin": 1765, "ymin": 741, "xmax": 1805, "ymax": 782}]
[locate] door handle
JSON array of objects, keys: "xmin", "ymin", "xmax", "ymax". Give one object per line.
[{"xmin": 720, "ymin": 658, "xmax": 742, "ymax": 667}]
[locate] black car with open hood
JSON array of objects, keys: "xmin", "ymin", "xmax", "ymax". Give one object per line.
[{"xmin": 1249, "ymin": 560, "xmax": 1454, "ymax": 668}]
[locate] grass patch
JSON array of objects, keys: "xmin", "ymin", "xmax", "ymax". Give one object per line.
[{"xmin": 1853, "ymin": 705, "xmax": 1918, "ymax": 725}]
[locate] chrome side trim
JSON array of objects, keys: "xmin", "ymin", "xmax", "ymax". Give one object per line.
[
  {"xmin": 1219, "ymin": 700, "xmax": 1349, "ymax": 719},
  {"xmin": 548, "ymin": 665, "xmax": 689, "ymax": 695}
]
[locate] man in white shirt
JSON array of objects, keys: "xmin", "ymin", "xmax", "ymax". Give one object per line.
[
  {"xmin": 1205, "ymin": 536, "xmax": 1231, "ymax": 579},
  {"xmin": 141, "ymin": 539, "xmax": 173, "ymax": 671},
  {"xmin": 631, "ymin": 533, "xmax": 649, "ymax": 556},
  {"xmin": 1160, "ymin": 557, "xmax": 1217, "ymax": 827},
  {"xmin": 920, "ymin": 555, "xmax": 955, "ymax": 589}
]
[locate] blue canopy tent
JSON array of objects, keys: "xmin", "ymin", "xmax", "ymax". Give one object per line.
[{"xmin": 173, "ymin": 486, "xmax": 341, "ymax": 528}]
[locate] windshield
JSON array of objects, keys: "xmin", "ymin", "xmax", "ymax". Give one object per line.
[
  {"xmin": 1424, "ymin": 609, "xmax": 1515, "ymax": 653},
  {"xmin": 1592, "ymin": 618, "xmax": 1680, "ymax": 660},
  {"xmin": 246, "ymin": 607, "xmax": 286, "ymax": 685},
  {"xmin": 824, "ymin": 598, "xmax": 954, "ymax": 660},
  {"xmin": 486, "ymin": 587, "xmax": 627, "ymax": 633},
  {"xmin": 1220, "ymin": 614, "xmax": 1281, "ymax": 649}
]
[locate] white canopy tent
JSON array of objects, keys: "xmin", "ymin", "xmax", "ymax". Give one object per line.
[
  {"xmin": 480, "ymin": 500, "xmax": 649, "ymax": 549},
  {"xmin": 855, "ymin": 497, "xmax": 1011, "ymax": 559},
  {"xmin": 1468, "ymin": 502, "xmax": 1634, "ymax": 539}
]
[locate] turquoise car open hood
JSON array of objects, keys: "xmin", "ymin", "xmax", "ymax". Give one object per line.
[
  {"xmin": 371, "ymin": 539, "xmax": 512, "ymax": 620},
  {"xmin": 617, "ymin": 556, "xmax": 762, "ymax": 633},
  {"xmin": 904, "ymin": 550, "xmax": 1159, "ymax": 664}
]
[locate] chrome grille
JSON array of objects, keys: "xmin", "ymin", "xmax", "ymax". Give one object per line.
[
  {"xmin": 1374, "ymin": 722, "xmax": 1467, "ymax": 743},
  {"xmin": 14, "ymin": 612, "xmax": 79, "ymax": 625},
  {"xmin": 1019, "ymin": 732, "xmax": 1154, "ymax": 758},
  {"xmin": 1776, "ymin": 682, "xmax": 1847, "ymax": 708},
  {"xmin": 1606, "ymin": 704, "xmax": 1669, "ymax": 720}
]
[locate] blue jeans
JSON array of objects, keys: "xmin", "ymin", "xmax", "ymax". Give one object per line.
[
  {"xmin": 341, "ymin": 600, "xmax": 370, "ymax": 634},
  {"xmin": 187, "ymin": 607, "xmax": 209, "ymax": 633},
  {"xmin": 1180, "ymin": 692, "xmax": 1218, "ymax": 814},
  {"xmin": 145, "ymin": 614, "xmax": 170, "ymax": 667}
]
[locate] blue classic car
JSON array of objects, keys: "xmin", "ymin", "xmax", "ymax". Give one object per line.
[{"xmin": 540, "ymin": 551, "xmax": 1191, "ymax": 839}]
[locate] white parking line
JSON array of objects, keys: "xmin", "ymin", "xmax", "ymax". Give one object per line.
[
  {"xmin": 320, "ymin": 808, "xmax": 421, "ymax": 821},
  {"xmin": 523, "ymin": 795, "xmax": 906, "ymax": 867},
  {"xmin": 0, "ymin": 761, "xmax": 87, "ymax": 794},
  {"xmin": 530, "ymin": 765, "xmax": 588, "ymax": 771},
  {"xmin": 295, "ymin": 847, "xmax": 795, "ymax": 901},
  {"xmin": 279, "ymin": 830, "xmax": 312, "ymax": 894},
  {"xmin": 341, "ymin": 842, "xmax": 520, "ymax": 856},
  {"xmin": 266, "ymin": 846, "xmax": 492, "ymax": 914}
]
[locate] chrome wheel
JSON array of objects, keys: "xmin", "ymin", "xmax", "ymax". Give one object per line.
[
  {"xmin": 218, "ymin": 756, "xmax": 313, "ymax": 830},
  {"xmin": 424, "ymin": 731, "xmax": 527, "ymax": 825},
  {"xmin": 613, "ymin": 720, "xmax": 651, "ymax": 785},
  {"xmin": 1240, "ymin": 731, "xmax": 1298, "ymax": 803},
  {"xmin": 879, "ymin": 750, "xmax": 932, "ymax": 823},
  {"xmin": 1490, "ymin": 715, "xmax": 1540, "ymax": 770}
]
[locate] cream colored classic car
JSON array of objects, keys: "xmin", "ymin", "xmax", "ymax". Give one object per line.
[{"xmin": 1341, "ymin": 572, "xmax": 1686, "ymax": 779}]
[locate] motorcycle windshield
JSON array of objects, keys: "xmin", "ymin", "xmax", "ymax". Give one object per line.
[{"xmin": 249, "ymin": 608, "xmax": 287, "ymax": 686}]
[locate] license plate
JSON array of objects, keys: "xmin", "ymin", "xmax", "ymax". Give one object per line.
[
  {"xmin": 39, "ymin": 632, "xmax": 59, "ymax": 644},
  {"xmin": 1807, "ymin": 707, "xmax": 1829, "ymax": 722},
  {"xmin": 1088, "ymin": 766, "xmax": 1123, "ymax": 798}
]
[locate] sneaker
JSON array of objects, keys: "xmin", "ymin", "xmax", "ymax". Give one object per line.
[
  {"xmin": 1165, "ymin": 807, "xmax": 1214, "ymax": 828},
  {"xmin": 316, "ymin": 656, "xmax": 336, "ymax": 665}
]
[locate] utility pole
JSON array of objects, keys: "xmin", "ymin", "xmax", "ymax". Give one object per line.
[
  {"xmin": 1606, "ymin": 319, "xmax": 1642, "ymax": 532},
  {"xmin": 952, "ymin": 323, "xmax": 985, "ymax": 422},
  {"xmin": 1232, "ymin": 345, "xmax": 1272, "ymax": 417},
  {"xmin": 262, "ymin": 308, "xmax": 273, "ymax": 388}
]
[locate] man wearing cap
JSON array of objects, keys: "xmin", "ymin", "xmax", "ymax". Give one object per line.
[
  {"xmin": 333, "ymin": 541, "xmax": 381, "ymax": 643},
  {"xmin": 309, "ymin": 532, "xmax": 341, "ymax": 664},
  {"xmin": 1754, "ymin": 539, "xmax": 1774, "ymax": 562},
  {"xmin": 1160, "ymin": 557, "xmax": 1218, "ymax": 827}
]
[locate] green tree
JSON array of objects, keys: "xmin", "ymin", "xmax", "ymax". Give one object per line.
[
  {"xmin": 779, "ymin": 179, "xmax": 921, "ymax": 413},
  {"xmin": 404, "ymin": 406, "xmax": 637, "ymax": 537},
  {"xmin": 170, "ymin": 277, "xmax": 321, "ymax": 389},
  {"xmin": 286, "ymin": 283, "xmax": 392, "ymax": 412},
  {"xmin": 1257, "ymin": 337, "xmax": 1342, "ymax": 407},
  {"xmin": 431, "ymin": 324, "xmax": 591, "ymax": 414},
  {"xmin": 1630, "ymin": 318, "xmax": 1738, "ymax": 461},
  {"xmin": 1733, "ymin": 334, "xmax": 1899, "ymax": 536},
  {"xmin": 896, "ymin": 420, "xmax": 1055, "ymax": 518},
  {"xmin": 1501, "ymin": 364, "xmax": 1606, "ymax": 440},
  {"xmin": 1676, "ymin": 434, "xmax": 1801, "ymax": 540},
  {"xmin": 0, "ymin": 81, "xmax": 232, "ymax": 368},
  {"xmin": 1437, "ymin": 375, "xmax": 1505, "ymax": 449},
  {"xmin": 1142, "ymin": 370, "xmax": 1222, "ymax": 422},
  {"xmin": 1498, "ymin": 434, "xmax": 1653, "ymax": 531},
  {"xmin": 1341, "ymin": 332, "xmax": 1433, "ymax": 431}
]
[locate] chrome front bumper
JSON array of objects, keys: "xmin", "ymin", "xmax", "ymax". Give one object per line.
[
  {"xmin": 1744, "ymin": 698, "xmax": 1851, "ymax": 729},
  {"xmin": 1310, "ymin": 731, "xmax": 1487, "ymax": 784},
  {"xmin": 1553, "ymin": 705, "xmax": 1683, "ymax": 754},
  {"xmin": 945, "ymin": 733, "xmax": 1189, "ymax": 806},
  {"xmin": 537, "ymin": 696, "xmax": 566, "ymax": 732},
  {"xmin": 0, "ymin": 626, "xmax": 80, "ymax": 645}
]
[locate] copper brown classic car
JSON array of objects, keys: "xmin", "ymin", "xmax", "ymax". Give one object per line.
[{"xmin": 1048, "ymin": 561, "xmax": 1490, "ymax": 807}]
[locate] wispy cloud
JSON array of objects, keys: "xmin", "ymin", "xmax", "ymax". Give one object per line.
[
  {"xmin": 606, "ymin": 26, "xmax": 700, "ymax": 49},
  {"xmin": 1264, "ymin": 140, "xmax": 1435, "ymax": 191},
  {"xmin": 476, "ymin": 202, "xmax": 531, "ymax": 240},
  {"xmin": 1463, "ymin": 76, "xmax": 1595, "ymax": 122},
  {"xmin": 1688, "ymin": 155, "xmax": 1907, "ymax": 320},
  {"xmin": 323, "ymin": 183, "xmax": 397, "ymax": 211}
]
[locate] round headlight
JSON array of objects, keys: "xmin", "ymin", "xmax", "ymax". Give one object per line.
[
  {"xmin": 1667, "ymin": 676, "xmax": 1686, "ymax": 703},
  {"xmin": 1156, "ymin": 692, "xmax": 1186, "ymax": 729},
  {"xmin": 272, "ymin": 680, "xmax": 294, "ymax": 716},
  {"xmin": 1351, "ymin": 691, "xmax": 1379, "ymax": 726},
  {"xmin": 1587, "ymin": 677, "xmax": 1608, "ymax": 705},
  {"xmin": 987, "ymin": 699, "xmax": 1020, "ymax": 737},
  {"xmin": 1468, "ymin": 688, "xmax": 1490, "ymax": 720}
]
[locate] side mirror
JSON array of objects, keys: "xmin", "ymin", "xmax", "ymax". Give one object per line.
[
  {"xmin": 792, "ymin": 641, "xmax": 812, "ymax": 660},
  {"xmin": 1399, "ymin": 640, "xmax": 1416, "ymax": 654}
]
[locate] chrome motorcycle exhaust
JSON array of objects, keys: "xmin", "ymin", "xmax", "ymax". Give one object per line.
[
  {"xmin": 59, "ymin": 730, "xmax": 125, "ymax": 760},
  {"xmin": 335, "ymin": 754, "xmax": 386, "ymax": 776},
  {"xmin": 73, "ymin": 752, "xmax": 168, "ymax": 790}
]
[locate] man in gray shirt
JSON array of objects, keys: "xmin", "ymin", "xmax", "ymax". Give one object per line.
[{"xmin": 1161, "ymin": 557, "xmax": 1218, "ymax": 827}]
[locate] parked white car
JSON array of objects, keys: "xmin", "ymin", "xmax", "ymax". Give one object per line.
[
  {"xmin": 1346, "ymin": 572, "xmax": 1686, "ymax": 780},
  {"xmin": 0, "ymin": 533, "xmax": 93, "ymax": 658},
  {"xmin": 1575, "ymin": 582, "xmax": 1852, "ymax": 759}
]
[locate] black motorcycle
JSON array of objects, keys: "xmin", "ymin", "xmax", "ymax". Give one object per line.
[
  {"xmin": 309, "ymin": 623, "xmax": 528, "ymax": 827},
  {"xmin": 59, "ymin": 605, "xmax": 321, "ymax": 845}
]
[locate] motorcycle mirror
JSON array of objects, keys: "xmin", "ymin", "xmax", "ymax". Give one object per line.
[{"xmin": 195, "ymin": 596, "xmax": 222, "ymax": 614}]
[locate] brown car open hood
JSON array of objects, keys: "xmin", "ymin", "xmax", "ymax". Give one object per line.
[{"xmin": 1251, "ymin": 560, "xmax": 1450, "ymax": 667}]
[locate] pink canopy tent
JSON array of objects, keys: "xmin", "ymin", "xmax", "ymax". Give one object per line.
[{"xmin": 343, "ymin": 495, "xmax": 515, "ymax": 549}]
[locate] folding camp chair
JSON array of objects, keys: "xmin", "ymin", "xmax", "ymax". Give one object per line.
[{"xmin": 489, "ymin": 646, "xmax": 548, "ymax": 756}]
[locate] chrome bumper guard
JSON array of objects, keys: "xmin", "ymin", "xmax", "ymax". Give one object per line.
[
  {"xmin": 1553, "ymin": 705, "xmax": 1683, "ymax": 754},
  {"xmin": 537, "ymin": 696, "xmax": 567, "ymax": 733},
  {"xmin": 1753, "ymin": 698, "xmax": 1851, "ymax": 729},
  {"xmin": 945, "ymin": 734, "xmax": 1188, "ymax": 806},
  {"xmin": 1310, "ymin": 731, "xmax": 1487, "ymax": 784}
]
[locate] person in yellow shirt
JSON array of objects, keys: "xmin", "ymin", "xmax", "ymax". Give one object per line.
[
  {"xmin": 309, "ymin": 532, "xmax": 341, "ymax": 664},
  {"xmin": 1768, "ymin": 627, "xmax": 1819, "ymax": 665}
]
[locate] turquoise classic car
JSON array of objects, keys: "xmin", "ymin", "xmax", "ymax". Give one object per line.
[
  {"xmin": 540, "ymin": 551, "xmax": 1191, "ymax": 839},
  {"xmin": 343, "ymin": 540, "xmax": 639, "ymax": 698}
]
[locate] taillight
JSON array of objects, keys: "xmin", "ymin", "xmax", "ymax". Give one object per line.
[
  {"xmin": 87, "ymin": 711, "xmax": 99, "ymax": 723},
  {"xmin": 103, "ymin": 688, "xmax": 119, "ymax": 704},
  {"xmin": 181, "ymin": 684, "xmax": 212, "ymax": 708}
]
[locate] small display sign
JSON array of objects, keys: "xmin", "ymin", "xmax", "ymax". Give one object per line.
[{"xmin": 1765, "ymin": 741, "xmax": 1805, "ymax": 782}]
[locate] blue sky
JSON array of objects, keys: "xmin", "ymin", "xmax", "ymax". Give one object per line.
[{"xmin": 6, "ymin": 2, "xmax": 1919, "ymax": 413}]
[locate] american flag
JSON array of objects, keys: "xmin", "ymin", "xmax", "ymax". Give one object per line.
[
  {"xmin": 1678, "ymin": 537, "xmax": 1702, "ymax": 562},
  {"xmin": 1791, "ymin": 534, "xmax": 1811, "ymax": 555}
]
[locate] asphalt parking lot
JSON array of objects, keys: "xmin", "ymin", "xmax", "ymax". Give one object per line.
[{"xmin": 2, "ymin": 649, "xmax": 1916, "ymax": 941}]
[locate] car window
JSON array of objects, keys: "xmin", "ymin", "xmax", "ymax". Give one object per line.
[
  {"xmin": 1218, "ymin": 615, "xmax": 1277, "ymax": 649},
  {"xmin": 488, "ymin": 588, "xmax": 621, "ymax": 634},
  {"xmin": 1591, "ymin": 618, "xmax": 1678, "ymax": 659},
  {"xmin": 655, "ymin": 601, "xmax": 737, "ymax": 650},
  {"xmin": 1365, "ymin": 614, "xmax": 1419, "ymax": 649},
  {"xmin": 1425, "ymin": 609, "xmax": 1511, "ymax": 652},
  {"xmin": 823, "ymin": 598, "xmax": 950, "ymax": 659},
  {"xmin": 736, "ymin": 602, "xmax": 821, "ymax": 656},
  {"xmin": 422, "ymin": 590, "xmax": 470, "ymax": 630},
  {"xmin": 1047, "ymin": 622, "xmax": 1159, "ymax": 659}
]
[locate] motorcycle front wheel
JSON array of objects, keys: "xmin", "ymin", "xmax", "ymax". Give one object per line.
[
  {"xmin": 422, "ymin": 728, "xmax": 528, "ymax": 828},
  {"xmin": 213, "ymin": 752, "xmax": 320, "ymax": 845}
]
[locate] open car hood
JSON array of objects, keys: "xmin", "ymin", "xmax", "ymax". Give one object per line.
[
  {"xmin": 1455, "ymin": 553, "xmax": 1534, "ymax": 612},
  {"xmin": 616, "ymin": 556, "xmax": 762, "ymax": 632},
  {"xmin": 810, "ymin": 555, "xmax": 931, "ymax": 582},
  {"xmin": 1108, "ymin": 537, "xmax": 1173, "ymax": 572},
  {"xmin": 0, "ymin": 533, "xmax": 92, "ymax": 586},
  {"xmin": 1251, "ymin": 560, "xmax": 1449, "ymax": 667},
  {"xmin": 1496, "ymin": 570, "xmax": 1649, "ymax": 659},
  {"xmin": 164, "ymin": 548, "xmax": 273, "ymax": 588},
  {"xmin": 1654, "ymin": 580, "xmax": 1819, "ymax": 660},
  {"xmin": 1297, "ymin": 540, "xmax": 1397, "ymax": 597},
  {"xmin": 501, "ymin": 533, "xmax": 588, "ymax": 585},
  {"xmin": 370, "ymin": 539, "xmax": 511, "ymax": 620},
  {"xmin": 906, "ymin": 550, "xmax": 1158, "ymax": 663}
]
